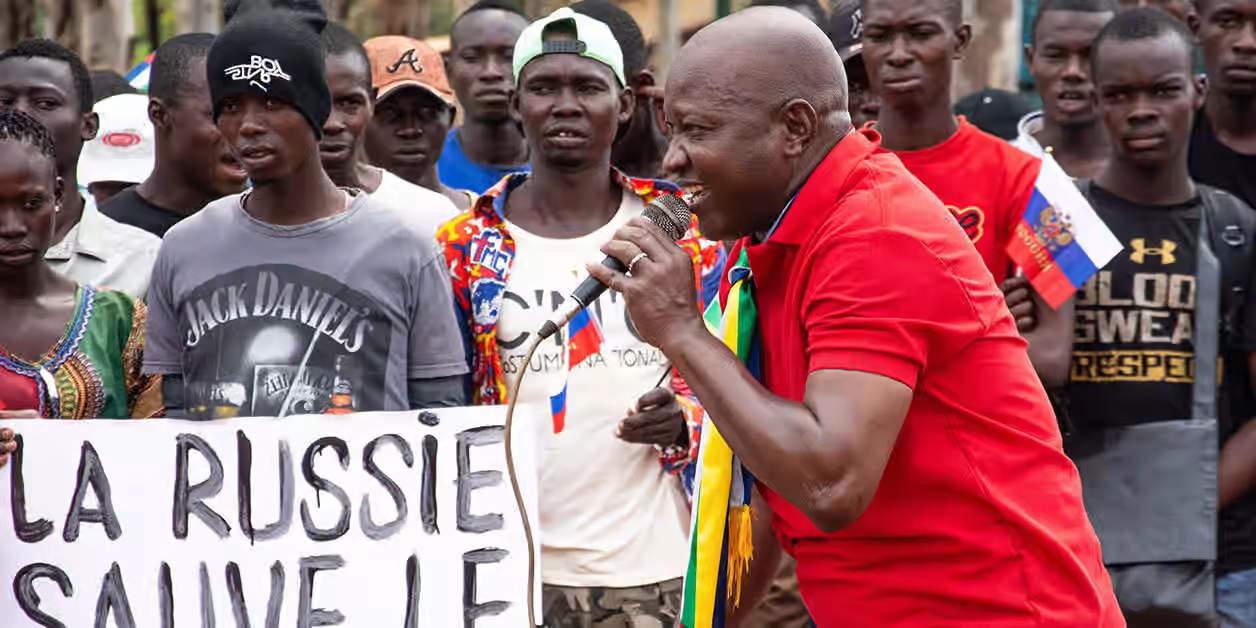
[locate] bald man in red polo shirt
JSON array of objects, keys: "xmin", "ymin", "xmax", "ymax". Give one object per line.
[{"xmin": 587, "ymin": 8, "xmax": 1122, "ymax": 628}]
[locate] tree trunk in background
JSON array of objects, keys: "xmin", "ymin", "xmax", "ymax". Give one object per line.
[
  {"xmin": 177, "ymin": 0, "xmax": 221, "ymax": 34},
  {"xmin": 42, "ymin": 0, "xmax": 81, "ymax": 56},
  {"xmin": 375, "ymin": 0, "xmax": 431, "ymax": 38},
  {"xmin": 955, "ymin": 0, "xmax": 1023, "ymax": 98},
  {"xmin": 0, "ymin": 0, "xmax": 37, "ymax": 49}
]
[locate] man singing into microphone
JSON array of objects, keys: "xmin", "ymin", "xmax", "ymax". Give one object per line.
[
  {"xmin": 434, "ymin": 8, "xmax": 724, "ymax": 627},
  {"xmin": 588, "ymin": 8, "xmax": 1121, "ymax": 627}
]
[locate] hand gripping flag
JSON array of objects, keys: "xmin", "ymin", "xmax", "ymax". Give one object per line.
[
  {"xmin": 682, "ymin": 249, "xmax": 758, "ymax": 628},
  {"xmin": 1006, "ymin": 154, "xmax": 1122, "ymax": 309},
  {"xmin": 548, "ymin": 308, "xmax": 604, "ymax": 433}
]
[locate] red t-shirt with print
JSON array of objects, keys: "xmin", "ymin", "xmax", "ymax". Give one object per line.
[
  {"xmin": 891, "ymin": 117, "xmax": 1041, "ymax": 284},
  {"xmin": 727, "ymin": 129, "xmax": 1121, "ymax": 627}
]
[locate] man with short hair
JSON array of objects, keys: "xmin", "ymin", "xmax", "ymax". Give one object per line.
[
  {"xmin": 572, "ymin": 0, "xmax": 670, "ymax": 179},
  {"xmin": 1072, "ymin": 8, "xmax": 1256, "ymax": 625},
  {"xmin": 1190, "ymin": 0, "xmax": 1256, "ymax": 208},
  {"xmin": 439, "ymin": 0, "xmax": 532, "ymax": 193},
  {"xmin": 1015, "ymin": 0, "xmax": 1117, "ymax": 179},
  {"xmin": 436, "ymin": 9, "xmax": 724, "ymax": 626},
  {"xmin": 596, "ymin": 8, "xmax": 1120, "ymax": 626},
  {"xmin": 0, "ymin": 38, "xmax": 160, "ymax": 298},
  {"xmin": 101, "ymin": 33, "xmax": 249, "ymax": 238},
  {"xmin": 829, "ymin": 0, "xmax": 880, "ymax": 129},
  {"xmin": 145, "ymin": 1, "xmax": 468, "ymax": 418},
  {"xmin": 863, "ymin": 0, "xmax": 1073, "ymax": 386},
  {"xmin": 320, "ymin": 23, "xmax": 459, "ymax": 235},
  {"xmin": 1193, "ymin": 2, "xmax": 1256, "ymax": 620},
  {"xmin": 363, "ymin": 36, "xmax": 473, "ymax": 210}
]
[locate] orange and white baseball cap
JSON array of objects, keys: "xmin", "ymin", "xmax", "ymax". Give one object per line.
[{"xmin": 364, "ymin": 36, "xmax": 457, "ymax": 110}]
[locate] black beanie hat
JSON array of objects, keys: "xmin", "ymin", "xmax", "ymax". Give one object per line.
[{"xmin": 207, "ymin": 0, "xmax": 331, "ymax": 138}]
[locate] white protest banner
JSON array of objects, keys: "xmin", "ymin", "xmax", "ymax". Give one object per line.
[{"xmin": 0, "ymin": 407, "xmax": 542, "ymax": 627}]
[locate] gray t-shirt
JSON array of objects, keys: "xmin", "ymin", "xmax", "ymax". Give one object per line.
[{"xmin": 144, "ymin": 190, "xmax": 467, "ymax": 419}]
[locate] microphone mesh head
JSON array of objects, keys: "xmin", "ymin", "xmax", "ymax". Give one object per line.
[{"xmin": 643, "ymin": 194, "xmax": 692, "ymax": 242}]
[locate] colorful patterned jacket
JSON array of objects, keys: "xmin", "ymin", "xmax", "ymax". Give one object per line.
[{"xmin": 435, "ymin": 170, "xmax": 726, "ymax": 472}]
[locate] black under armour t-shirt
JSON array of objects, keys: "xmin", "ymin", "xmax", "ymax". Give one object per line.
[
  {"xmin": 1190, "ymin": 112, "xmax": 1256, "ymax": 210},
  {"xmin": 1067, "ymin": 184, "xmax": 1201, "ymax": 430},
  {"xmin": 99, "ymin": 187, "xmax": 189, "ymax": 238}
]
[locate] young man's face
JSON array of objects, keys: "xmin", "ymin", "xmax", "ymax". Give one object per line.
[
  {"xmin": 1198, "ymin": 0, "xmax": 1256, "ymax": 98},
  {"xmin": 448, "ymin": 9, "xmax": 528, "ymax": 124},
  {"xmin": 1095, "ymin": 33, "xmax": 1204, "ymax": 170},
  {"xmin": 862, "ymin": 0, "xmax": 970, "ymax": 114},
  {"xmin": 1028, "ymin": 10, "xmax": 1114, "ymax": 127},
  {"xmin": 364, "ymin": 88, "xmax": 452, "ymax": 184},
  {"xmin": 0, "ymin": 57, "xmax": 98, "ymax": 178},
  {"xmin": 160, "ymin": 57, "xmax": 249, "ymax": 197},
  {"xmin": 513, "ymin": 52, "xmax": 631, "ymax": 171},
  {"xmin": 0, "ymin": 141, "xmax": 61, "ymax": 271},
  {"xmin": 320, "ymin": 53, "xmax": 374, "ymax": 174},
  {"xmin": 845, "ymin": 55, "xmax": 881, "ymax": 129},
  {"xmin": 217, "ymin": 94, "xmax": 318, "ymax": 185}
]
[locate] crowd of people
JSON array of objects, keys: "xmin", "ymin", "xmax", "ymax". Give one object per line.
[{"xmin": 0, "ymin": 0, "xmax": 1253, "ymax": 625}]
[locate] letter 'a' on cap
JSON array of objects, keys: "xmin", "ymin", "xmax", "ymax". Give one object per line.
[
  {"xmin": 512, "ymin": 7, "xmax": 626, "ymax": 87},
  {"xmin": 364, "ymin": 36, "xmax": 458, "ymax": 111}
]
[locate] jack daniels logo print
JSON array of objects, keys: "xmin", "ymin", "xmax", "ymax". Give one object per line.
[{"xmin": 178, "ymin": 265, "xmax": 391, "ymax": 420}]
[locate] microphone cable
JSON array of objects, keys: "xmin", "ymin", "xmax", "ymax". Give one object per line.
[{"xmin": 504, "ymin": 332, "xmax": 545, "ymax": 627}]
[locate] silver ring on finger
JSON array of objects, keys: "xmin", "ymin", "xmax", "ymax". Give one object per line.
[{"xmin": 627, "ymin": 252, "xmax": 649, "ymax": 275}]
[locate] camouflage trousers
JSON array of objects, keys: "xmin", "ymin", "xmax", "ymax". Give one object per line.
[{"xmin": 542, "ymin": 578, "xmax": 683, "ymax": 628}]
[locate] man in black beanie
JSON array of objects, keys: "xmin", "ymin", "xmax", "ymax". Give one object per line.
[{"xmin": 143, "ymin": 0, "xmax": 469, "ymax": 419}]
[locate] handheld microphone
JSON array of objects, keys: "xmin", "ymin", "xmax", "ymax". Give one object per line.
[{"xmin": 537, "ymin": 194, "xmax": 692, "ymax": 341}]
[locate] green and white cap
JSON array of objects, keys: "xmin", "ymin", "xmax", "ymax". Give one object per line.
[{"xmin": 512, "ymin": 7, "xmax": 626, "ymax": 86}]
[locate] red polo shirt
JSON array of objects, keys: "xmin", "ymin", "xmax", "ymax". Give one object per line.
[
  {"xmin": 890, "ymin": 117, "xmax": 1041, "ymax": 284},
  {"xmin": 729, "ymin": 130, "xmax": 1120, "ymax": 627}
]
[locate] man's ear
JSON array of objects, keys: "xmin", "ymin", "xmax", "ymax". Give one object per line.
[
  {"xmin": 149, "ymin": 98, "xmax": 169, "ymax": 130},
  {"xmin": 510, "ymin": 90, "xmax": 524, "ymax": 132},
  {"xmin": 1023, "ymin": 43, "xmax": 1035, "ymax": 68},
  {"xmin": 618, "ymin": 86, "xmax": 636, "ymax": 126},
  {"xmin": 54, "ymin": 175, "xmax": 65, "ymax": 207},
  {"xmin": 1193, "ymin": 74, "xmax": 1208, "ymax": 110},
  {"xmin": 954, "ymin": 23, "xmax": 973, "ymax": 59},
  {"xmin": 82, "ymin": 111, "xmax": 99, "ymax": 142},
  {"xmin": 779, "ymin": 98, "xmax": 818, "ymax": 158}
]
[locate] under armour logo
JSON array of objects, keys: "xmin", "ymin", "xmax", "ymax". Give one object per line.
[
  {"xmin": 387, "ymin": 49, "xmax": 422, "ymax": 74},
  {"xmin": 1130, "ymin": 238, "xmax": 1177, "ymax": 264},
  {"xmin": 224, "ymin": 55, "xmax": 292, "ymax": 92},
  {"xmin": 850, "ymin": 8, "xmax": 864, "ymax": 39}
]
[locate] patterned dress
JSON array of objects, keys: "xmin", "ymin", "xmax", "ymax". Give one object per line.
[{"xmin": 0, "ymin": 286, "xmax": 162, "ymax": 419}]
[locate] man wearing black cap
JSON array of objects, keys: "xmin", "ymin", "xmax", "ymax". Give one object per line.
[
  {"xmin": 829, "ymin": 0, "xmax": 880, "ymax": 129},
  {"xmin": 143, "ymin": 0, "xmax": 468, "ymax": 419}
]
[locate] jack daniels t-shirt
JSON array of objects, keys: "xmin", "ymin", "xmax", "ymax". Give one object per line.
[
  {"xmin": 143, "ymin": 190, "xmax": 467, "ymax": 420},
  {"xmin": 1067, "ymin": 184, "xmax": 1202, "ymax": 429}
]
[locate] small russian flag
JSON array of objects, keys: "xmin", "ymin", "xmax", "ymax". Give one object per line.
[
  {"xmin": 1006, "ymin": 154, "xmax": 1122, "ymax": 309},
  {"xmin": 548, "ymin": 309, "xmax": 604, "ymax": 434},
  {"xmin": 549, "ymin": 384, "xmax": 568, "ymax": 433},
  {"xmin": 567, "ymin": 308, "xmax": 604, "ymax": 368},
  {"xmin": 126, "ymin": 52, "xmax": 156, "ymax": 91}
]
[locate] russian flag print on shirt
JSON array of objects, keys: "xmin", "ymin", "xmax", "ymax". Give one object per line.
[
  {"xmin": 1006, "ymin": 154, "xmax": 1123, "ymax": 309},
  {"xmin": 548, "ymin": 309, "xmax": 604, "ymax": 434}
]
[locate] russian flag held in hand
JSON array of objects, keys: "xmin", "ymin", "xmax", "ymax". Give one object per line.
[
  {"xmin": 548, "ymin": 308, "xmax": 605, "ymax": 434},
  {"xmin": 1006, "ymin": 154, "xmax": 1123, "ymax": 309}
]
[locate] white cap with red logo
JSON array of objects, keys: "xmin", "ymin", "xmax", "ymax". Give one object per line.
[{"xmin": 78, "ymin": 93, "xmax": 155, "ymax": 187}]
